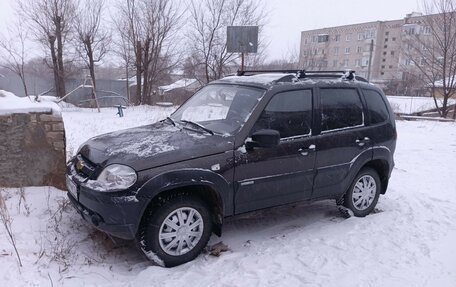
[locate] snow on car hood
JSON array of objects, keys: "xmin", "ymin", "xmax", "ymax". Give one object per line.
[{"xmin": 77, "ymin": 121, "xmax": 234, "ymax": 171}]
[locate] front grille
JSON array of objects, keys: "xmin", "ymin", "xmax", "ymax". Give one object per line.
[{"xmin": 74, "ymin": 154, "xmax": 97, "ymax": 179}]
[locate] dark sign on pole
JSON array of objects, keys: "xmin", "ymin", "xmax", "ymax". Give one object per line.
[{"xmin": 226, "ymin": 26, "xmax": 259, "ymax": 53}]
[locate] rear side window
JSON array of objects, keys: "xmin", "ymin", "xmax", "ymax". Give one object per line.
[
  {"xmin": 253, "ymin": 90, "xmax": 312, "ymax": 139},
  {"xmin": 320, "ymin": 88, "xmax": 363, "ymax": 132},
  {"xmin": 362, "ymin": 89, "xmax": 389, "ymax": 124}
]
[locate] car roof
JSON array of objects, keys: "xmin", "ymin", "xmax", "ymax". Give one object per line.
[{"xmin": 213, "ymin": 70, "xmax": 378, "ymax": 91}]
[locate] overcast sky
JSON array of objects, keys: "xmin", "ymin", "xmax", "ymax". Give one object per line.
[{"xmin": 0, "ymin": 0, "xmax": 421, "ymax": 61}]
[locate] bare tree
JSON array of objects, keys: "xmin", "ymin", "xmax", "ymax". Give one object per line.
[
  {"xmin": 402, "ymin": 0, "xmax": 456, "ymax": 118},
  {"xmin": 0, "ymin": 23, "xmax": 31, "ymax": 99},
  {"xmin": 112, "ymin": 19, "xmax": 134, "ymax": 103},
  {"xmin": 17, "ymin": 0, "xmax": 77, "ymax": 98},
  {"xmin": 116, "ymin": 0, "xmax": 182, "ymax": 105},
  {"xmin": 74, "ymin": 0, "xmax": 110, "ymax": 110},
  {"xmin": 0, "ymin": 190, "xmax": 22, "ymax": 268},
  {"xmin": 187, "ymin": 0, "xmax": 267, "ymax": 84}
]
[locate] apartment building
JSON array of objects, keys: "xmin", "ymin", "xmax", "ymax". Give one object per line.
[{"xmin": 299, "ymin": 12, "xmax": 429, "ymax": 85}]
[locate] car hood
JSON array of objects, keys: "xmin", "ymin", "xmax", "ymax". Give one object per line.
[{"xmin": 78, "ymin": 122, "xmax": 234, "ymax": 171}]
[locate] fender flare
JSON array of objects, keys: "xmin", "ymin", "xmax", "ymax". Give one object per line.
[{"xmin": 135, "ymin": 168, "xmax": 232, "ymax": 232}]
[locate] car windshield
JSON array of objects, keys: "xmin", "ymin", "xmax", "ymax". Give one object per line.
[{"xmin": 171, "ymin": 84, "xmax": 264, "ymax": 135}]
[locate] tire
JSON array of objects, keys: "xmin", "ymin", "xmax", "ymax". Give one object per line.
[
  {"xmin": 343, "ymin": 168, "xmax": 381, "ymax": 217},
  {"xmin": 137, "ymin": 193, "xmax": 212, "ymax": 267}
]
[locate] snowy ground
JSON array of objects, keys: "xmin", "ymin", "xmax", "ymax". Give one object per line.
[
  {"xmin": 386, "ymin": 95, "xmax": 455, "ymax": 115},
  {"xmin": 1, "ymin": 107, "xmax": 456, "ymax": 286}
]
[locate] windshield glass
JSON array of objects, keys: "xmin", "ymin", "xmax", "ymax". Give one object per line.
[{"xmin": 171, "ymin": 84, "xmax": 264, "ymax": 135}]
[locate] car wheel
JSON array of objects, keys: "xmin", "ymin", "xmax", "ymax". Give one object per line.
[
  {"xmin": 343, "ymin": 168, "xmax": 381, "ymax": 217},
  {"xmin": 138, "ymin": 193, "xmax": 212, "ymax": 267}
]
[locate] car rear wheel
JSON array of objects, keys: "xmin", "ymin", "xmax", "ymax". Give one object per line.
[
  {"xmin": 138, "ymin": 194, "xmax": 212, "ymax": 267},
  {"xmin": 343, "ymin": 168, "xmax": 381, "ymax": 217}
]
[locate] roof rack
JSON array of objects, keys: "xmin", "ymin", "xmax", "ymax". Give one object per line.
[{"xmin": 236, "ymin": 69, "xmax": 359, "ymax": 81}]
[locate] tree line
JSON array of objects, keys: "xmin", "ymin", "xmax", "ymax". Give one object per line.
[{"xmin": 0, "ymin": 0, "xmax": 267, "ymax": 105}]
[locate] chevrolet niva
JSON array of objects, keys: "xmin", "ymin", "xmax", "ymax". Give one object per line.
[{"xmin": 66, "ymin": 70, "xmax": 396, "ymax": 267}]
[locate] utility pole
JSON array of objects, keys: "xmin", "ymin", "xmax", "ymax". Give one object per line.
[{"xmin": 367, "ymin": 39, "xmax": 374, "ymax": 81}]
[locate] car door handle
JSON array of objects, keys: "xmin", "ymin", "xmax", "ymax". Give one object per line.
[
  {"xmin": 298, "ymin": 144, "xmax": 316, "ymax": 155},
  {"xmin": 356, "ymin": 137, "xmax": 370, "ymax": 147}
]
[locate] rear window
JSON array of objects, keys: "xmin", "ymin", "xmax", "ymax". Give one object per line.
[
  {"xmin": 320, "ymin": 88, "xmax": 364, "ymax": 132},
  {"xmin": 362, "ymin": 89, "xmax": 389, "ymax": 124}
]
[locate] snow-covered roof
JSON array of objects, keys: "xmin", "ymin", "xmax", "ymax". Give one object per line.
[
  {"xmin": 158, "ymin": 78, "xmax": 198, "ymax": 93},
  {"xmin": 0, "ymin": 90, "xmax": 61, "ymax": 115}
]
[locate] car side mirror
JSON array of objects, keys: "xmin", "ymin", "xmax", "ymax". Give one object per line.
[{"xmin": 246, "ymin": 129, "xmax": 280, "ymax": 150}]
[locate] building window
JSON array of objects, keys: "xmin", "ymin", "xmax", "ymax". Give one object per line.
[
  {"xmin": 343, "ymin": 59, "xmax": 349, "ymax": 67},
  {"xmin": 391, "ymin": 51, "xmax": 395, "ymax": 56},
  {"xmin": 422, "ymin": 26, "xmax": 431, "ymax": 35},
  {"xmin": 358, "ymin": 33, "xmax": 364, "ymax": 41},
  {"xmin": 381, "ymin": 72, "xmax": 385, "ymax": 75},
  {"xmin": 385, "ymin": 31, "xmax": 390, "ymax": 36},
  {"xmin": 385, "ymin": 38, "xmax": 388, "ymax": 42},
  {"xmin": 382, "ymin": 58, "xmax": 386, "ymax": 62},
  {"xmin": 405, "ymin": 58, "xmax": 412, "ymax": 66},
  {"xmin": 312, "ymin": 35, "xmax": 318, "ymax": 43},
  {"xmin": 362, "ymin": 58, "xmax": 369, "ymax": 67},
  {"xmin": 333, "ymin": 47, "xmax": 339, "ymax": 55},
  {"xmin": 392, "ymin": 37, "xmax": 396, "ymax": 41},
  {"xmin": 333, "ymin": 60, "xmax": 338, "ymax": 67},
  {"xmin": 389, "ymin": 65, "xmax": 393, "ymax": 69},
  {"xmin": 381, "ymin": 65, "xmax": 385, "ymax": 69},
  {"xmin": 384, "ymin": 45, "xmax": 388, "ymax": 48},
  {"xmin": 355, "ymin": 59, "xmax": 361, "ymax": 67},
  {"xmin": 334, "ymin": 34, "xmax": 341, "ymax": 42},
  {"xmin": 365, "ymin": 29, "xmax": 376, "ymax": 40},
  {"xmin": 345, "ymin": 47, "xmax": 350, "ymax": 54},
  {"xmin": 383, "ymin": 51, "xmax": 387, "ymax": 55},
  {"xmin": 357, "ymin": 46, "xmax": 362, "ymax": 53},
  {"xmin": 346, "ymin": 34, "xmax": 351, "ymax": 41},
  {"xmin": 318, "ymin": 34, "xmax": 329, "ymax": 43},
  {"xmin": 403, "ymin": 24, "xmax": 418, "ymax": 35}
]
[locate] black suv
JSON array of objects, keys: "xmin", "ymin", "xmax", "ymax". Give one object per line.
[{"xmin": 66, "ymin": 70, "xmax": 396, "ymax": 267}]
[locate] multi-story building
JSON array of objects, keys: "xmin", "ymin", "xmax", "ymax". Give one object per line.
[{"xmin": 299, "ymin": 12, "xmax": 430, "ymax": 86}]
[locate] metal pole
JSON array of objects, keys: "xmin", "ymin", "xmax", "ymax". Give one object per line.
[
  {"xmin": 241, "ymin": 52, "xmax": 245, "ymax": 71},
  {"xmin": 367, "ymin": 39, "xmax": 374, "ymax": 81}
]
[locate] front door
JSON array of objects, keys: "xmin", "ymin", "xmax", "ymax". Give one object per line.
[{"xmin": 234, "ymin": 89, "xmax": 316, "ymax": 214}]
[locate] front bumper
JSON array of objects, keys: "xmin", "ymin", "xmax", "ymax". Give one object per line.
[{"xmin": 66, "ymin": 161, "xmax": 146, "ymax": 240}]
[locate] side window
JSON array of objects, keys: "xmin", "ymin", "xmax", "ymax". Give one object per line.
[
  {"xmin": 252, "ymin": 90, "xmax": 312, "ymax": 139},
  {"xmin": 362, "ymin": 89, "xmax": 389, "ymax": 124},
  {"xmin": 320, "ymin": 88, "xmax": 364, "ymax": 132}
]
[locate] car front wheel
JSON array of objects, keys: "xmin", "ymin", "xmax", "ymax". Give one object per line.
[
  {"xmin": 343, "ymin": 168, "xmax": 381, "ymax": 217},
  {"xmin": 138, "ymin": 194, "xmax": 212, "ymax": 267}
]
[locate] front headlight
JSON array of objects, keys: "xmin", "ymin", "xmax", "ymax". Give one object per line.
[{"xmin": 83, "ymin": 164, "xmax": 137, "ymax": 192}]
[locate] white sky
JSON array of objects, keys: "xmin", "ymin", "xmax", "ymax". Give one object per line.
[{"xmin": 0, "ymin": 0, "xmax": 421, "ymax": 62}]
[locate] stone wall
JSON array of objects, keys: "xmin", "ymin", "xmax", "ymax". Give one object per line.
[{"xmin": 0, "ymin": 111, "xmax": 66, "ymax": 189}]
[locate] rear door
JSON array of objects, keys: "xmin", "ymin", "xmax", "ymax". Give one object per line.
[
  {"xmin": 234, "ymin": 89, "xmax": 316, "ymax": 213},
  {"xmin": 312, "ymin": 87, "xmax": 373, "ymax": 199}
]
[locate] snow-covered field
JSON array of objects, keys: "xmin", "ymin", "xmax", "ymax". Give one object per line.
[
  {"xmin": 386, "ymin": 95, "xmax": 455, "ymax": 115},
  {"xmin": 1, "ymin": 107, "xmax": 456, "ymax": 286}
]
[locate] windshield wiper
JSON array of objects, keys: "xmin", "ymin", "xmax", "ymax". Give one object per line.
[
  {"xmin": 180, "ymin": 120, "xmax": 214, "ymax": 135},
  {"xmin": 165, "ymin": 116, "xmax": 176, "ymax": 126}
]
